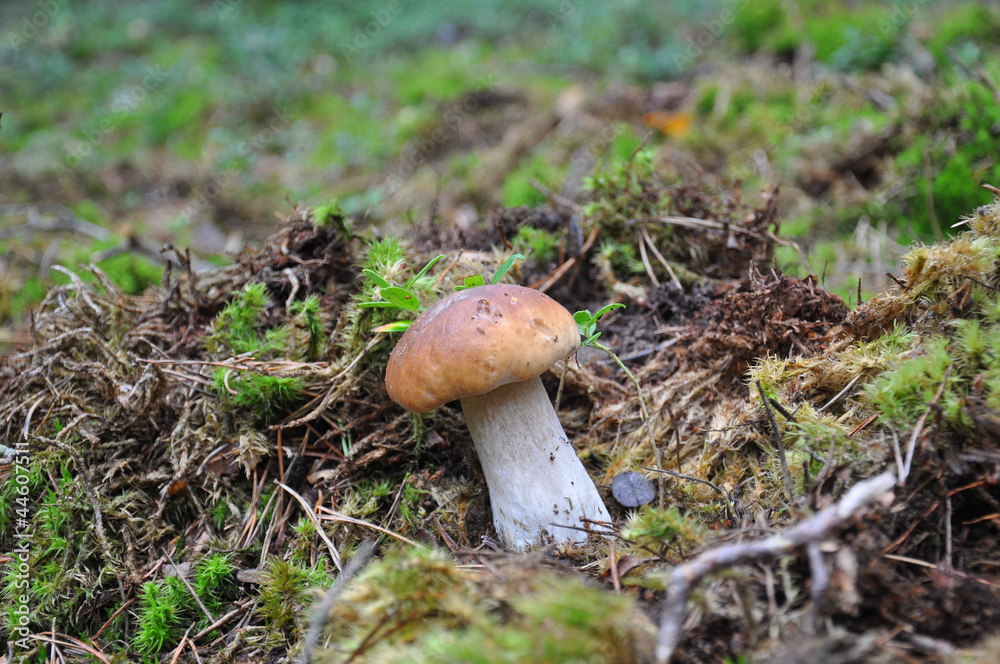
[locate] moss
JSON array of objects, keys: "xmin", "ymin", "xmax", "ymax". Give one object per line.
[
  {"xmin": 511, "ymin": 225, "xmax": 560, "ymax": 265},
  {"xmin": 257, "ymin": 557, "xmax": 333, "ymax": 646},
  {"xmin": 893, "ymin": 80, "xmax": 1000, "ymax": 237},
  {"xmin": 205, "ymin": 281, "xmax": 290, "ymax": 357},
  {"xmin": 134, "ymin": 576, "xmax": 187, "ymax": 656},
  {"xmin": 321, "ymin": 546, "xmax": 653, "ymax": 663},
  {"xmin": 925, "ymin": 4, "xmax": 1000, "ymax": 65}
]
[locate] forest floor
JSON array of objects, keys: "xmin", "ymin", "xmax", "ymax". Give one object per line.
[{"xmin": 2, "ymin": 1, "xmax": 1000, "ymax": 662}]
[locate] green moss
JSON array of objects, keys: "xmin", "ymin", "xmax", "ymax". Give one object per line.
[
  {"xmin": 257, "ymin": 557, "xmax": 333, "ymax": 644},
  {"xmin": 732, "ymin": 0, "xmax": 901, "ymax": 71},
  {"xmin": 926, "ymin": 4, "xmax": 1000, "ymax": 64},
  {"xmin": 194, "ymin": 553, "xmax": 237, "ymax": 619},
  {"xmin": 584, "ymin": 146, "xmax": 668, "ymax": 239},
  {"xmin": 325, "ymin": 546, "xmax": 651, "ymax": 663},
  {"xmin": 511, "ymin": 225, "xmax": 560, "ymax": 265},
  {"xmin": 501, "ymin": 156, "xmax": 562, "ymax": 208},
  {"xmin": 210, "ymin": 369, "xmax": 304, "ymax": 419},
  {"xmin": 620, "ymin": 505, "xmax": 706, "ymax": 553},
  {"xmin": 892, "ymin": 80, "xmax": 1000, "ymax": 237},
  {"xmin": 135, "ymin": 576, "xmax": 188, "ymax": 656},
  {"xmin": 205, "ymin": 282, "xmax": 289, "ymax": 357},
  {"xmin": 289, "ymin": 294, "xmax": 328, "ymax": 362}
]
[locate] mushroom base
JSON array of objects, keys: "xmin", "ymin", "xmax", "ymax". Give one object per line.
[{"xmin": 460, "ymin": 375, "xmax": 611, "ymax": 551}]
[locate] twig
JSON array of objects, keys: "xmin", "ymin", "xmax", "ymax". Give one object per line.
[
  {"xmin": 655, "ymin": 472, "xmax": 896, "ymax": 663},
  {"xmin": 314, "ymin": 505, "xmax": 418, "ymax": 546},
  {"xmin": 164, "ymin": 549, "xmax": 216, "ymax": 625},
  {"xmin": 805, "ymin": 541, "xmax": 829, "ymax": 635},
  {"xmin": 297, "ymin": 540, "xmax": 376, "ymax": 664},
  {"xmin": 528, "ymin": 178, "xmax": 583, "ymax": 214},
  {"xmin": 638, "ymin": 229, "xmax": 660, "ymax": 287},
  {"xmin": 756, "ymin": 381, "xmax": 795, "ymax": 504},
  {"xmin": 192, "ymin": 598, "xmax": 255, "ymax": 641},
  {"xmin": 641, "ymin": 225, "xmax": 682, "ymax": 289},
  {"xmin": 169, "ymin": 626, "xmax": 194, "ymax": 664},
  {"xmin": 817, "ymin": 374, "xmax": 862, "ymax": 413},
  {"xmin": 92, "ymin": 597, "xmax": 135, "ymax": 640},
  {"xmin": 609, "ymin": 540, "xmax": 622, "ymax": 593},
  {"xmin": 901, "ymin": 365, "xmax": 952, "ymax": 484},
  {"xmin": 277, "ymin": 482, "xmax": 343, "ymax": 572}
]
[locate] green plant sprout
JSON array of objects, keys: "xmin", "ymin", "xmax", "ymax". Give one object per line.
[
  {"xmin": 574, "ymin": 303, "xmax": 660, "ymax": 478},
  {"xmin": 363, "ymin": 253, "xmax": 525, "ymax": 333},
  {"xmin": 455, "ymin": 253, "xmax": 525, "ymax": 290},
  {"xmin": 359, "ymin": 253, "xmax": 446, "ymax": 312}
]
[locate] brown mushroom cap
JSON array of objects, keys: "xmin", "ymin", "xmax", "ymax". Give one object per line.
[{"xmin": 385, "ymin": 284, "xmax": 581, "ymax": 413}]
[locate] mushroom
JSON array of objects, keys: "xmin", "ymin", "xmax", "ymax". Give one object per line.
[{"xmin": 385, "ymin": 283, "xmax": 611, "ymax": 551}]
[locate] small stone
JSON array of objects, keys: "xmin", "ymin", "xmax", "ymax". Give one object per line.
[{"xmin": 612, "ymin": 471, "xmax": 655, "ymax": 507}]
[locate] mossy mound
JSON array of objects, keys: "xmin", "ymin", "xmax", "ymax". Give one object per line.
[{"xmin": 1, "ymin": 181, "xmax": 999, "ymax": 662}]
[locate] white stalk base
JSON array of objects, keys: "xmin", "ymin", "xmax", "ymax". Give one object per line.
[{"xmin": 461, "ymin": 376, "xmax": 612, "ymax": 551}]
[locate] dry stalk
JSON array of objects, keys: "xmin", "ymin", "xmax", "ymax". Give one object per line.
[{"xmin": 655, "ymin": 471, "xmax": 896, "ymax": 664}]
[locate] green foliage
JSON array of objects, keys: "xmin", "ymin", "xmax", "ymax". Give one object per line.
[
  {"xmin": 925, "ymin": 4, "xmax": 1000, "ymax": 64},
  {"xmin": 398, "ymin": 477, "xmax": 429, "ymax": 525},
  {"xmin": 210, "ymin": 369, "xmax": 304, "ymax": 419},
  {"xmin": 455, "ymin": 253, "xmax": 524, "ymax": 290},
  {"xmin": 892, "ymin": 81, "xmax": 1000, "ymax": 237},
  {"xmin": 132, "ymin": 554, "xmax": 236, "ymax": 655},
  {"xmin": 257, "ymin": 557, "xmax": 332, "ymax": 642},
  {"xmin": 357, "ymin": 250, "xmax": 445, "ymax": 333},
  {"xmin": 289, "ymin": 294, "xmax": 326, "ymax": 361},
  {"xmin": 583, "ymin": 147, "xmax": 667, "ymax": 238},
  {"xmin": 731, "ymin": 0, "xmax": 902, "ymax": 71},
  {"xmin": 574, "ymin": 303, "xmax": 625, "ymax": 348},
  {"xmin": 501, "ymin": 156, "xmax": 563, "ymax": 208},
  {"xmin": 620, "ymin": 505, "xmax": 705, "ymax": 552},
  {"xmin": 512, "ymin": 226, "xmax": 559, "ymax": 265},
  {"xmin": 194, "ymin": 553, "xmax": 236, "ymax": 618},
  {"xmin": 134, "ymin": 576, "xmax": 187, "ymax": 656},
  {"xmin": 330, "ymin": 546, "xmax": 648, "ymax": 663},
  {"xmin": 310, "ymin": 199, "xmax": 354, "ymax": 243},
  {"xmin": 867, "ymin": 295, "xmax": 1000, "ymax": 432},
  {"xmin": 205, "ymin": 282, "xmax": 288, "ymax": 357}
]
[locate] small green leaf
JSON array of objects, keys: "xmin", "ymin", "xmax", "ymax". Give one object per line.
[
  {"xmin": 406, "ymin": 254, "xmax": 445, "ymax": 289},
  {"xmin": 573, "ymin": 310, "xmax": 595, "ymax": 326},
  {"xmin": 456, "ymin": 274, "xmax": 487, "ymax": 291},
  {"xmin": 357, "ymin": 301, "xmax": 397, "ymax": 309},
  {"xmin": 593, "ymin": 303, "xmax": 625, "ymax": 320},
  {"xmin": 362, "ymin": 269, "xmax": 391, "ymax": 289},
  {"xmin": 584, "ymin": 332, "xmax": 601, "ymax": 346},
  {"xmin": 491, "ymin": 253, "xmax": 526, "ymax": 284},
  {"xmin": 372, "ymin": 321, "xmax": 412, "ymax": 333},
  {"xmin": 380, "ymin": 287, "xmax": 420, "ymax": 311}
]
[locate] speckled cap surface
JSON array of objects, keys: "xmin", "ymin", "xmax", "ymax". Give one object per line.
[{"xmin": 385, "ymin": 284, "xmax": 581, "ymax": 413}]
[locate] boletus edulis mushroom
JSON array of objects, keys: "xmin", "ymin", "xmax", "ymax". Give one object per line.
[{"xmin": 385, "ymin": 284, "xmax": 611, "ymax": 551}]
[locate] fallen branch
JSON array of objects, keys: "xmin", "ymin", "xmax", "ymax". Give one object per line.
[{"xmin": 655, "ymin": 471, "xmax": 896, "ymax": 664}]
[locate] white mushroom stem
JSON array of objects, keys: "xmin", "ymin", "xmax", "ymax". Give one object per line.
[{"xmin": 460, "ymin": 375, "xmax": 612, "ymax": 551}]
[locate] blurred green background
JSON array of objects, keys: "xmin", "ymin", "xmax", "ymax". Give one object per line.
[{"xmin": 2, "ymin": 0, "xmax": 1000, "ymax": 330}]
